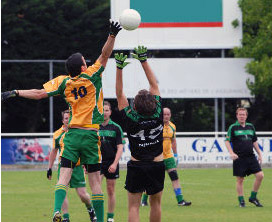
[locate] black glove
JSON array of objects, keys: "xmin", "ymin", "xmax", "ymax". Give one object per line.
[
  {"xmin": 47, "ymin": 168, "xmax": 52, "ymax": 179},
  {"xmin": 109, "ymin": 20, "xmax": 122, "ymax": 37},
  {"xmin": 1, "ymin": 90, "xmax": 18, "ymax": 101}
]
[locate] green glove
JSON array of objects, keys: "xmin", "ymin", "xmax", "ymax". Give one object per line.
[
  {"xmin": 131, "ymin": 46, "xmax": 147, "ymax": 63},
  {"xmin": 114, "ymin": 53, "xmax": 129, "ymax": 69}
]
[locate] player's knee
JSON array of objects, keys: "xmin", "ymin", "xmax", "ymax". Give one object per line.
[
  {"xmin": 107, "ymin": 187, "xmax": 115, "ymax": 196},
  {"xmin": 77, "ymin": 189, "xmax": 90, "ymax": 202},
  {"xmin": 256, "ymin": 171, "xmax": 264, "ymax": 180},
  {"xmin": 236, "ymin": 177, "xmax": 244, "ymax": 183},
  {"xmin": 61, "ymin": 157, "xmax": 76, "ymax": 168},
  {"xmin": 168, "ymin": 170, "xmax": 179, "ymax": 181}
]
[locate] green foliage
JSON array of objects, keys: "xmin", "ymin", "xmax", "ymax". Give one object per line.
[
  {"xmin": 164, "ymin": 99, "xmax": 215, "ymax": 131},
  {"xmin": 1, "ymin": 0, "xmax": 110, "ymax": 61},
  {"xmin": 232, "ymin": 19, "xmax": 239, "ymax": 28},
  {"xmin": 2, "ymin": 169, "xmax": 272, "ymax": 221},
  {"xmin": 233, "ymin": 0, "xmax": 272, "ymax": 100}
]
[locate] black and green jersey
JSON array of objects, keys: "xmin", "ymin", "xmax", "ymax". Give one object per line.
[
  {"xmin": 99, "ymin": 119, "xmax": 125, "ymax": 162},
  {"xmin": 226, "ymin": 120, "xmax": 257, "ymax": 157},
  {"xmin": 121, "ymin": 95, "xmax": 163, "ymax": 161}
]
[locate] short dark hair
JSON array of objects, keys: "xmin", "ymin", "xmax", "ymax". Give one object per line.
[
  {"xmin": 104, "ymin": 101, "xmax": 111, "ymax": 110},
  {"xmin": 134, "ymin": 89, "xmax": 157, "ymax": 116},
  {"xmin": 65, "ymin": 52, "xmax": 84, "ymax": 77},
  {"xmin": 61, "ymin": 110, "xmax": 70, "ymax": 120}
]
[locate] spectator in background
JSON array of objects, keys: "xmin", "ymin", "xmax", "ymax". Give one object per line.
[{"xmin": 225, "ymin": 107, "xmax": 264, "ymax": 207}]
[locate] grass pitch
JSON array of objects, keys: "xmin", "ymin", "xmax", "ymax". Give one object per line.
[{"xmin": 2, "ymin": 168, "xmax": 271, "ymax": 222}]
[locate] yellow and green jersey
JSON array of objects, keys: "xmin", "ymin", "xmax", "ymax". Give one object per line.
[
  {"xmin": 163, "ymin": 121, "xmax": 176, "ymax": 159},
  {"xmin": 53, "ymin": 126, "xmax": 80, "ymax": 166},
  {"xmin": 44, "ymin": 60, "xmax": 105, "ymax": 129}
]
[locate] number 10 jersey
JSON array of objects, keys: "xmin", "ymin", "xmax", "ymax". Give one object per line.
[{"xmin": 43, "ymin": 60, "xmax": 105, "ymax": 129}]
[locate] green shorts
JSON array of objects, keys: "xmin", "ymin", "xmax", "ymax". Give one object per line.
[
  {"xmin": 61, "ymin": 128, "xmax": 101, "ymax": 165},
  {"xmin": 58, "ymin": 164, "xmax": 86, "ymax": 188},
  {"xmin": 164, "ymin": 157, "xmax": 176, "ymax": 170}
]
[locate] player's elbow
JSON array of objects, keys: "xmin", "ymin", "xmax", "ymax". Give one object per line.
[{"xmin": 35, "ymin": 89, "xmax": 48, "ymax": 100}]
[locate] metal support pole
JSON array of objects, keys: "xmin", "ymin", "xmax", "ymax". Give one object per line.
[
  {"xmin": 49, "ymin": 61, "xmax": 54, "ymax": 136},
  {"xmin": 221, "ymin": 49, "xmax": 226, "ymax": 134},
  {"xmin": 221, "ymin": 98, "xmax": 225, "ymax": 133},
  {"xmin": 214, "ymin": 98, "xmax": 218, "ymax": 134}
]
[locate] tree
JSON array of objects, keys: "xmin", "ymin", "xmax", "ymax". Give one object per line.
[
  {"xmin": 1, "ymin": 0, "xmax": 110, "ymax": 61},
  {"xmin": 233, "ymin": 0, "xmax": 272, "ymax": 100}
]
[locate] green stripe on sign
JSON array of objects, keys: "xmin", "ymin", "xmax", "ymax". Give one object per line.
[
  {"xmin": 131, "ymin": 0, "xmax": 222, "ymax": 23},
  {"xmin": 234, "ymin": 130, "xmax": 254, "ymax": 136}
]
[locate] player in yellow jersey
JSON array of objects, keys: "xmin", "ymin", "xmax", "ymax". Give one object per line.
[
  {"xmin": 141, "ymin": 107, "xmax": 191, "ymax": 206},
  {"xmin": 2, "ymin": 20, "xmax": 122, "ymax": 222},
  {"xmin": 47, "ymin": 110, "xmax": 96, "ymax": 222}
]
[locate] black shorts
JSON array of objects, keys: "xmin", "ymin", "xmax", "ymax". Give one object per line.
[
  {"xmin": 125, "ymin": 160, "xmax": 165, "ymax": 195},
  {"xmin": 233, "ymin": 156, "xmax": 262, "ymax": 177},
  {"xmin": 100, "ymin": 160, "xmax": 119, "ymax": 179}
]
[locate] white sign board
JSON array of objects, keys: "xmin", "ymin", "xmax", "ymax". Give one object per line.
[
  {"xmin": 111, "ymin": 0, "xmax": 242, "ymax": 49},
  {"xmin": 103, "ymin": 58, "xmax": 253, "ymax": 98},
  {"xmin": 119, "ymin": 137, "xmax": 272, "ymax": 165}
]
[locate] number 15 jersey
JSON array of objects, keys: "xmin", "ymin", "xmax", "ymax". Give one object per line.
[
  {"xmin": 43, "ymin": 60, "xmax": 104, "ymax": 129},
  {"xmin": 121, "ymin": 95, "xmax": 163, "ymax": 161}
]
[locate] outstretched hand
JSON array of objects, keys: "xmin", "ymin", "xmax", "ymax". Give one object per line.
[
  {"xmin": 115, "ymin": 53, "xmax": 129, "ymax": 69},
  {"xmin": 1, "ymin": 90, "xmax": 18, "ymax": 101},
  {"xmin": 109, "ymin": 20, "xmax": 122, "ymax": 37},
  {"xmin": 131, "ymin": 45, "xmax": 147, "ymax": 63}
]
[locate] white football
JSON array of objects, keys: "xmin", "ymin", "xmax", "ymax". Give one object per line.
[{"xmin": 119, "ymin": 9, "xmax": 141, "ymax": 31}]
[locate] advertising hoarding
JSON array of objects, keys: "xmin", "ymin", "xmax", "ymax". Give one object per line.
[
  {"xmin": 111, "ymin": 0, "xmax": 242, "ymax": 49},
  {"xmin": 103, "ymin": 58, "xmax": 253, "ymax": 98},
  {"xmin": 2, "ymin": 137, "xmax": 272, "ymax": 165}
]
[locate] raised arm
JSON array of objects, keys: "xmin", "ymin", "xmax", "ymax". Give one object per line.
[
  {"xmin": 142, "ymin": 62, "xmax": 160, "ymax": 96},
  {"xmin": 132, "ymin": 46, "xmax": 160, "ymax": 96},
  {"xmin": 98, "ymin": 20, "xmax": 122, "ymax": 67},
  {"xmin": 115, "ymin": 53, "xmax": 129, "ymax": 110},
  {"xmin": 2, "ymin": 89, "xmax": 48, "ymax": 101}
]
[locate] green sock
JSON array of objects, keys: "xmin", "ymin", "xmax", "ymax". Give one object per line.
[
  {"xmin": 142, "ymin": 193, "xmax": 148, "ymax": 202},
  {"xmin": 250, "ymin": 191, "xmax": 257, "ymax": 199},
  {"xmin": 63, "ymin": 213, "xmax": 69, "ymax": 219},
  {"xmin": 107, "ymin": 212, "xmax": 114, "ymax": 220},
  {"xmin": 176, "ymin": 194, "xmax": 183, "ymax": 203},
  {"xmin": 238, "ymin": 196, "xmax": 244, "ymax": 203},
  {"xmin": 92, "ymin": 194, "xmax": 104, "ymax": 222},
  {"xmin": 54, "ymin": 184, "xmax": 67, "ymax": 214}
]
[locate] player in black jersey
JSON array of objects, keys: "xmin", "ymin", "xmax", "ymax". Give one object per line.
[
  {"xmin": 99, "ymin": 101, "xmax": 125, "ymax": 222},
  {"xmin": 115, "ymin": 46, "xmax": 165, "ymax": 222},
  {"xmin": 225, "ymin": 107, "xmax": 264, "ymax": 208}
]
